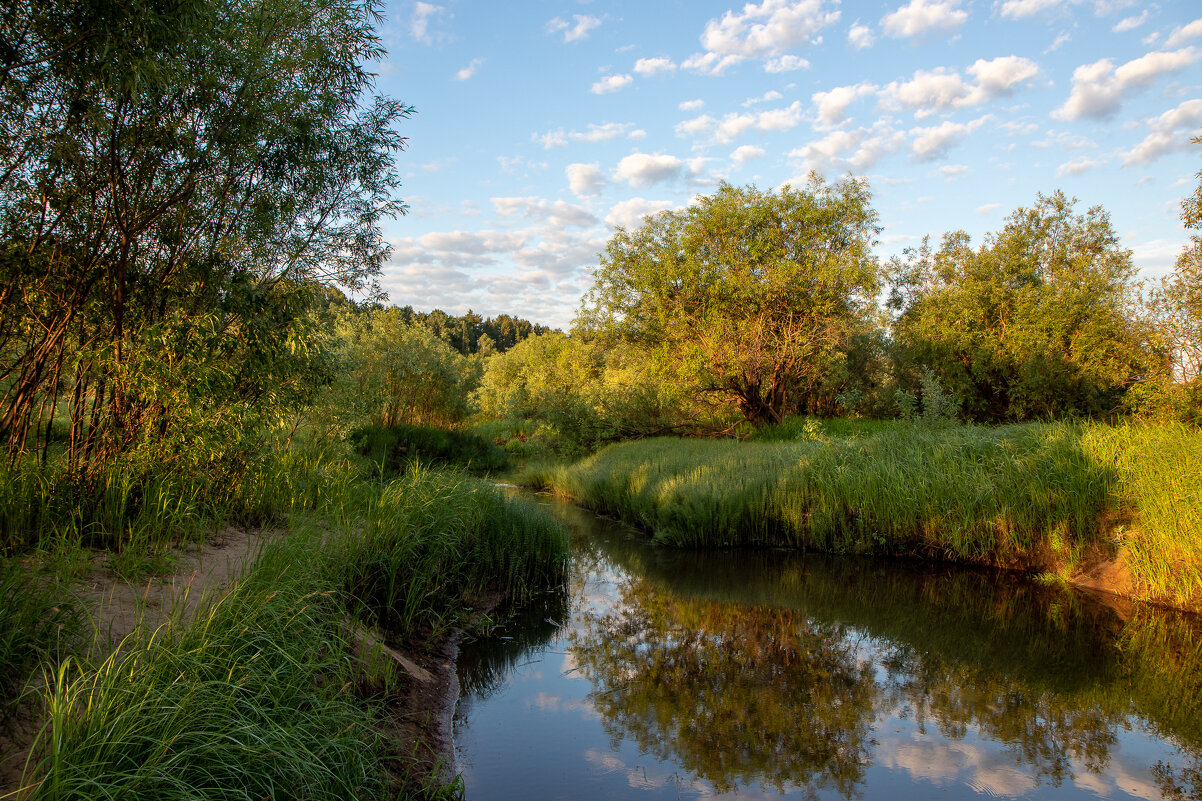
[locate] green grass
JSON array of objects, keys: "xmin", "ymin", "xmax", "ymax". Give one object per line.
[
  {"xmin": 352, "ymin": 423, "xmax": 510, "ymax": 475},
  {"xmin": 537, "ymin": 419, "xmax": 1202, "ymax": 609},
  {"xmin": 5, "ymin": 441, "xmax": 567, "ymax": 799}
]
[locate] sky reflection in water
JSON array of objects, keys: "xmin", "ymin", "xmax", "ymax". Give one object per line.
[{"xmin": 453, "ymin": 497, "xmax": 1202, "ymax": 800}]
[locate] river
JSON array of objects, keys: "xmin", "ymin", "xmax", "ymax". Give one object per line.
[{"xmin": 453, "ymin": 493, "xmax": 1202, "ymax": 800}]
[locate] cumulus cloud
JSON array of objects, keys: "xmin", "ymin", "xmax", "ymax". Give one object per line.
[
  {"xmin": 566, "ymin": 162, "xmax": 608, "ymax": 196},
  {"xmin": 546, "ymin": 14, "xmax": 602, "ymax": 42},
  {"xmin": 683, "ymin": 0, "xmax": 840, "ymax": 75},
  {"xmin": 745, "ymin": 90, "xmax": 785, "ymax": 105},
  {"xmin": 411, "ymin": 2, "xmax": 444, "ymax": 43},
  {"xmin": 788, "ymin": 123, "xmax": 906, "ymax": 173},
  {"xmin": 605, "ymin": 198, "xmax": 677, "ymax": 229},
  {"xmin": 535, "ymin": 122, "xmax": 641, "ymax": 149},
  {"xmin": 591, "ymin": 74, "xmax": 634, "ymax": 94},
  {"xmin": 881, "ymin": 0, "xmax": 968, "ymax": 39},
  {"xmin": 634, "ymin": 57, "xmax": 677, "ymax": 76},
  {"xmin": 414, "ymin": 229, "xmax": 527, "ymax": 264},
  {"xmin": 1052, "ymin": 47, "xmax": 1199, "ymax": 120},
  {"xmin": 909, "ymin": 116, "xmax": 989, "ymax": 161},
  {"xmin": 614, "ymin": 153, "xmax": 684, "ymax": 187},
  {"xmin": 679, "ymin": 99, "xmax": 705, "ymax": 111},
  {"xmin": 455, "ymin": 58, "xmax": 483, "ymax": 81},
  {"xmin": 847, "ymin": 22, "xmax": 875, "ymax": 49},
  {"xmin": 1165, "ymin": 18, "xmax": 1202, "ymax": 47},
  {"xmin": 1122, "ymin": 99, "xmax": 1202, "ymax": 165},
  {"xmin": 676, "ymin": 101, "xmax": 804, "ymax": 145},
  {"xmin": 939, "ymin": 164, "xmax": 969, "ymax": 180},
  {"xmin": 491, "ymin": 197, "xmax": 598, "ymax": 228},
  {"xmin": 879, "ymin": 56, "xmax": 1039, "ymax": 117},
  {"xmin": 977, "ymin": 203, "xmax": 1002, "ymax": 214},
  {"xmin": 812, "ymin": 82, "xmax": 877, "ymax": 126},
  {"xmin": 731, "ymin": 144, "xmax": 767, "ymax": 164}
]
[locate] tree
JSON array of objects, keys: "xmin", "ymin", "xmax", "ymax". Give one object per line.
[
  {"xmin": 580, "ymin": 178, "xmax": 882, "ymax": 425},
  {"xmin": 0, "ymin": 0, "xmax": 410, "ymax": 466},
  {"xmin": 888, "ymin": 192, "xmax": 1151, "ymax": 422}
]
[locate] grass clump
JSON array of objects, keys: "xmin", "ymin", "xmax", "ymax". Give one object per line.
[
  {"xmin": 352, "ymin": 423, "xmax": 509, "ymax": 475},
  {"xmin": 543, "ymin": 419, "xmax": 1202, "ymax": 609}
]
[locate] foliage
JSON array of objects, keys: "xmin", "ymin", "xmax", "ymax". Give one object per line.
[
  {"xmin": 474, "ymin": 332, "xmax": 695, "ymax": 455},
  {"xmin": 887, "ymin": 192, "xmax": 1152, "ymax": 422},
  {"xmin": 351, "ymin": 423, "xmax": 509, "ymax": 474},
  {"xmin": 0, "ymin": 0, "xmax": 409, "ymax": 468},
  {"xmin": 580, "ymin": 178, "xmax": 882, "ymax": 425}
]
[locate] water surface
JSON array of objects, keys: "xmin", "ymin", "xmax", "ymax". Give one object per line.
[{"xmin": 454, "ymin": 496, "xmax": 1202, "ymax": 800}]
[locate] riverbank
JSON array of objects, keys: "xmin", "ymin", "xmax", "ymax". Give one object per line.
[
  {"xmin": 522, "ymin": 420, "xmax": 1202, "ymax": 612},
  {"xmin": 1, "ymin": 464, "xmax": 568, "ymax": 799}
]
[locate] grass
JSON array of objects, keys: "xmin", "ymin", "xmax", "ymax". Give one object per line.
[
  {"xmin": 352, "ymin": 423, "xmax": 510, "ymax": 475},
  {"xmin": 3, "ymin": 441, "xmax": 568, "ymax": 799},
  {"xmin": 535, "ymin": 419, "xmax": 1202, "ymax": 610}
]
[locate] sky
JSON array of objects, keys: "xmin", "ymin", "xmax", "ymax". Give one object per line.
[{"xmin": 368, "ymin": 0, "xmax": 1202, "ymax": 329}]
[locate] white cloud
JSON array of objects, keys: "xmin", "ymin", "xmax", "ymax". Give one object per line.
[
  {"xmin": 764, "ymin": 54, "xmax": 811, "ymax": 72},
  {"xmin": 745, "ymin": 90, "xmax": 784, "ymax": 106},
  {"xmin": 1057, "ymin": 156, "xmax": 1104, "ymax": 175},
  {"xmin": 614, "ymin": 153, "xmax": 684, "ymax": 187},
  {"xmin": 634, "ymin": 57, "xmax": 677, "ymax": 76},
  {"xmin": 535, "ymin": 122, "xmax": 641, "ymax": 149},
  {"xmin": 679, "ymin": 99, "xmax": 705, "ymax": 111},
  {"xmin": 1044, "ymin": 32, "xmax": 1071, "ymax": 53},
  {"xmin": 681, "ymin": 51, "xmax": 745, "ymax": 76},
  {"xmin": 977, "ymin": 202, "xmax": 1002, "ymax": 214},
  {"xmin": 1166, "ymin": 18, "xmax": 1202, "ymax": 47},
  {"xmin": 1112, "ymin": 10, "xmax": 1148, "ymax": 32},
  {"xmin": 881, "ymin": 0, "xmax": 968, "ymax": 39},
  {"xmin": 411, "ymin": 2, "xmax": 444, "ymax": 43},
  {"xmin": 909, "ymin": 116, "xmax": 989, "ymax": 161},
  {"xmin": 566, "ymin": 163, "xmax": 608, "ymax": 196},
  {"xmin": 605, "ymin": 198, "xmax": 677, "ymax": 229},
  {"xmin": 788, "ymin": 123, "xmax": 906, "ymax": 173},
  {"xmin": 731, "ymin": 144, "xmax": 767, "ymax": 164},
  {"xmin": 591, "ymin": 74, "xmax": 634, "ymax": 94},
  {"xmin": 546, "ymin": 14, "xmax": 602, "ymax": 43},
  {"xmin": 879, "ymin": 57, "xmax": 1038, "ymax": 117},
  {"xmin": 455, "ymin": 58, "xmax": 484, "ymax": 81},
  {"xmin": 698, "ymin": 0, "xmax": 842, "ymax": 57},
  {"xmin": 1122, "ymin": 99, "xmax": 1202, "ymax": 165},
  {"xmin": 847, "ymin": 23, "xmax": 875, "ymax": 49},
  {"xmin": 491, "ymin": 196, "xmax": 598, "ymax": 228},
  {"xmin": 812, "ymin": 82, "xmax": 877, "ymax": 126},
  {"xmin": 416, "ymin": 229, "xmax": 527, "ymax": 261},
  {"xmin": 676, "ymin": 101, "xmax": 804, "ymax": 145},
  {"xmin": 939, "ymin": 164, "xmax": 970, "ymax": 180},
  {"xmin": 998, "ymin": 0, "xmax": 1062, "ymax": 20},
  {"xmin": 1052, "ymin": 47, "xmax": 1200, "ymax": 120}
]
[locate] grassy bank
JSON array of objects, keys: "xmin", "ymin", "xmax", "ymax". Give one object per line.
[
  {"xmin": 3, "ymin": 449, "xmax": 568, "ymax": 799},
  {"xmin": 530, "ymin": 420, "xmax": 1202, "ymax": 609}
]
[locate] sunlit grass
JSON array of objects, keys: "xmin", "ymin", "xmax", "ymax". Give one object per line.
[{"xmin": 542, "ymin": 419, "xmax": 1202, "ymax": 609}]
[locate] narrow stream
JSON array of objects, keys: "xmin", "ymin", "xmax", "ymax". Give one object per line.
[{"xmin": 454, "ymin": 494, "xmax": 1202, "ymax": 800}]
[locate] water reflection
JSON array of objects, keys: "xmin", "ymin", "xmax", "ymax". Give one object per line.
[{"xmin": 456, "ymin": 495, "xmax": 1202, "ymax": 800}]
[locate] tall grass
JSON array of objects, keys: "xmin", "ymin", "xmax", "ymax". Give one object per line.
[
  {"xmin": 20, "ymin": 460, "xmax": 569, "ymax": 799},
  {"xmin": 539, "ymin": 420, "xmax": 1202, "ymax": 609}
]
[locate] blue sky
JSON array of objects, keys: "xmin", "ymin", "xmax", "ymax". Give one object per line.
[{"xmin": 368, "ymin": 0, "xmax": 1202, "ymax": 329}]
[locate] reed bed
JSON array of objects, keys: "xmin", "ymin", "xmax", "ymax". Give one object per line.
[{"xmin": 541, "ymin": 420, "xmax": 1202, "ymax": 609}]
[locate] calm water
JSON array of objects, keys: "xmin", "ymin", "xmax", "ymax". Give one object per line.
[{"xmin": 454, "ymin": 495, "xmax": 1202, "ymax": 800}]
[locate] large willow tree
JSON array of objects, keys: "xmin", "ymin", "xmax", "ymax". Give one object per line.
[
  {"xmin": 0, "ymin": 0, "xmax": 410, "ymax": 467},
  {"xmin": 580, "ymin": 179, "xmax": 882, "ymax": 425}
]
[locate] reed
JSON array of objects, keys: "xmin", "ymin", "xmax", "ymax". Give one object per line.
[{"xmin": 543, "ymin": 419, "xmax": 1202, "ymax": 609}]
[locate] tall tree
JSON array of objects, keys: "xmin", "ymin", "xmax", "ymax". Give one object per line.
[
  {"xmin": 0, "ymin": 0, "xmax": 410, "ymax": 466},
  {"xmin": 580, "ymin": 178, "xmax": 882, "ymax": 424},
  {"xmin": 888, "ymin": 192, "xmax": 1151, "ymax": 421}
]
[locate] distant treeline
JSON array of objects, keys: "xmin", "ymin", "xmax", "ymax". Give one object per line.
[{"xmin": 321, "ymin": 289, "xmax": 556, "ymax": 356}]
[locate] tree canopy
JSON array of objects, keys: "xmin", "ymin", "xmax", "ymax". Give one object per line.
[
  {"xmin": 580, "ymin": 178, "xmax": 882, "ymax": 425},
  {"xmin": 887, "ymin": 191, "xmax": 1152, "ymax": 422},
  {"xmin": 0, "ymin": 0, "xmax": 409, "ymax": 466}
]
